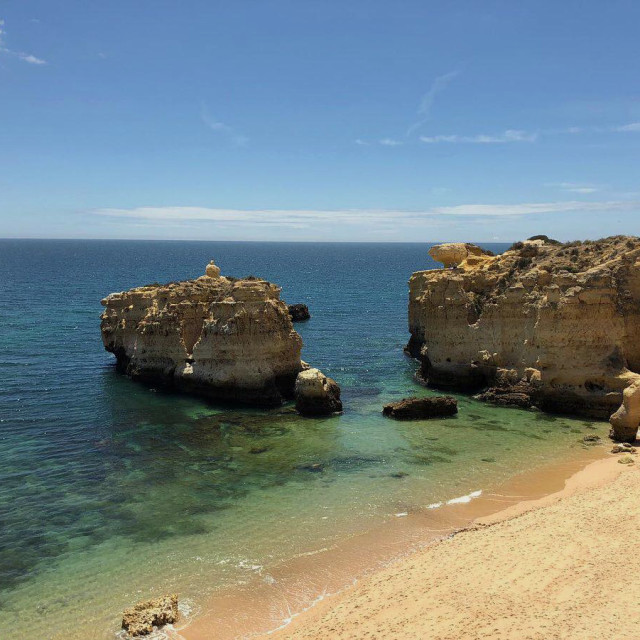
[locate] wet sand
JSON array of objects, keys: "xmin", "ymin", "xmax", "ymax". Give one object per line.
[{"xmin": 180, "ymin": 445, "xmax": 626, "ymax": 640}]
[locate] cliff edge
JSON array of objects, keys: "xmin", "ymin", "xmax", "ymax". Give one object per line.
[
  {"xmin": 407, "ymin": 236, "xmax": 640, "ymax": 441},
  {"xmin": 101, "ymin": 261, "xmax": 303, "ymax": 406}
]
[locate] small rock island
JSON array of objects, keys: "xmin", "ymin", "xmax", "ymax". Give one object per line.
[
  {"xmin": 407, "ymin": 236, "xmax": 640, "ymax": 441},
  {"xmin": 101, "ymin": 261, "xmax": 338, "ymax": 410}
]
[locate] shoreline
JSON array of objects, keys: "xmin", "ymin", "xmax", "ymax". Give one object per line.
[
  {"xmin": 179, "ymin": 443, "xmax": 618, "ymax": 640},
  {"xmin": 264, "ymin": 451, "xmax": 638, "ymax": 640}
]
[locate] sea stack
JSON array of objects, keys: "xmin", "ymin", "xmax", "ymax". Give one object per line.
[
  {"xmin": 407, "ymin": 236, "xmax": 640, "ymax": 441},
  {"xmin": 100, "ymin": 261, "xmax": 304, "ymax": 406}
]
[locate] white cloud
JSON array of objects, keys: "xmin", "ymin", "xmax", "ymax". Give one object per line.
[
  {"xmin": 94, "ymin": 200, "xmax": 640, "ymax": 225},
  {"xmin": 18, "ymin": 52, "xmax": 46, "ymax": 65},
  {"xmin": 379, "ymin": 138, "xmax": 402, "ymax": 146},
  {"xmin": 420, "ymin": 129, "xmax": 537, "ymax": 144},
  {"xmin": 0, "ymin": 18, "xmax": 47, "ymax": 65},
  {"xmin": 613, "ymin": 122, "xmax": 640, "ymax": 132},
  {"xmin": 200, "ymin": 104, "xmax": 248, "ymax": 146},
  {"xmin": 407, "ymin": 70, "xmax": 460, "ymax": 136},
  {"xmin": 546, "ymin": 182, "xmax": 601, "ymax": 194}
]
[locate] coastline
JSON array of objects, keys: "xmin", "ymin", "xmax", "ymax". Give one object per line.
[
  {"xmin": 264, "ymin": 452, "xmax": 638, "ymax": 640},
  {"xmin": 179, "ymin": 443, "xmax": 623, "ymax": 640}
]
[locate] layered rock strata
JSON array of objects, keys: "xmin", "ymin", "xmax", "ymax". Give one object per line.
[
  {"xmin": 101, "ymin": 261, "xmax": 303, "ymax": 406},
  {"xmin": 407, "ymin": 237, "xmax": 640, "ymax": 441}
]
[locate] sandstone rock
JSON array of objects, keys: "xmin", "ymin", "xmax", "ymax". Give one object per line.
[
  {"xmin": 618, "ymin": 454, "xmax": 635, "ymax": 465},
  {"xmin": 294, "ymin": 368, "xmax": 342, "ymax": 416},
  {"xmin": 609, "ymin": 379, "xmax": 640, "ymax": 443},
  {"xmin": 121, "ymin": 594, "xmax": 178, "ymax": 637},
  {"xmin": 382, "ymin": 396, "xmax": 458, "ymax": 420},
  {"xmin": 205, "ymin": 260, "xmax": 221, "ymax": 278},
  {"xmin": 288, "ymin": 303, "xmax": 311, "ymax": 322},
  {"xmin": 408, "ymin": 236, "xmax": 640, "ymax": 439},
  {"xmin": 611, "ymin": 443, "xmax": 636, "ymax": 454},
  {"xmin": 101, "ymin": 262, "xmax": 303, "ymax": 406},
  {"xmin": 428, "ymin": 243, "xmax": 494, "ymax": 269}
]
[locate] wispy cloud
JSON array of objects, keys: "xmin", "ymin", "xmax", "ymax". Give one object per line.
[
  {"xmin": 546, "ymin": 182, "xmax": 602, "ymax": 194},
  {"xmin": 420, "ymin": 129, "xmax": 537, "ymax": 144},
  {"xmin": 379, "ymin": 138, "xmax": 402, "ymax": 146},
  {"xmin": 200, "ymin": 104, "xmax": 248, "ymax": 146},
  {"xmin": 94, "ymin": 200, "xmax": 640, "ymax": 225},
  {"xmin": 0, "ymin": 18, "xmax": 47, "ymax": 65},
  {"xmin": 406, "ymin": 70, "xmax": 460, "ymax": 137},
  {"xmin": 613, "ymin": 122, "xmax": 640, "ymax": 132}
]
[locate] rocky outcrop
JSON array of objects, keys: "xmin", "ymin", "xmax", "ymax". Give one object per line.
[
  {"xmin": 122, "ymin": 594, "xmax": 178, "ymax": 637},
  {"xmin": 428, "ymin": 243, "xmax": 494, "ymax": 269},
  {"xmin": 101, "ymin": 261, "xmax": 304, "ymax": 406},
  {"xmin": 408, "ymin": 237, "xmax": 640, "ymax": 440},
  {"xmin": 382, "ymin": 396, "xmax": 458, "ymax": 420},
  {"xmin": 294, "ymin": 368, "xmax": 342, "ymax": 416},
  {"xmin": 288, "ymin": 303, "xmax": 311, "ymax": 322}
]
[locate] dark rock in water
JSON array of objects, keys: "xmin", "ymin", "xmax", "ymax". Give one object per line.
[
  {"xmin": 249, "ymin": 445, "xmax": 269, "ymax": 454},
  {"xmin": 295, "ymin": 368, "xmax": 342, "ymax": 416},
  {"xmin": 296, "ymin": 462, "xmax": 325, "ymax": 473},
  {"xmin": 389, "ymin": 471, "xmax": 409, "ymax": 478},
  {"xmin": 382, "ymin": 396, "xmax": 458, "ymax": 420},
  {"xmin": 582, "ymin": 434, "xmax": 601, "ymax": 443},
  {"xmin": 475, "ymin": 385, "xmax": 533, "ymax": 409},
  {"xmin": 288, "ymin": 303, "xmax": 311, "ymax": 322},
  {"xmin": 122, "ymin": 594, "xmax": 178, "ymax": 637}
]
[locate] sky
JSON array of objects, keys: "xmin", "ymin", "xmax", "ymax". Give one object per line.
[{"xmin": 1, "ymin": 0, "xmax": 639, "ymax": 242}]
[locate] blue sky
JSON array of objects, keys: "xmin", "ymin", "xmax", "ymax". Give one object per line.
[{"xmin": 1, "ymin": 0, "xmax": 639, "ymax": 242}]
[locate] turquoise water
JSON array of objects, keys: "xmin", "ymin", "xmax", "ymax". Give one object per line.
[{"xmin": 0, "ymin": 240, "xmax": 608, "ymax": 639}]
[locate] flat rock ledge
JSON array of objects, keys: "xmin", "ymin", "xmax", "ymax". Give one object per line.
[
  {"xmin": 383, "ymin": 396, "xmax": 458, "ymax": 420},
  {"xmin": 288, "ymin": 303, "xmax": 311, "ymax": 322},
  {"xmin": 122, "ymin": 594, "xmax": 178, "ymax": 637},
  {"xmin": 295, "ymin": 368, "xmax": 342, "ymax": 416}
]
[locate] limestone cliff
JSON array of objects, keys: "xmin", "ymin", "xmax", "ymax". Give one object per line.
[
  {"xmin": 407, "ymin": 237, "xmax": 640, "ymax": 440},
  {"xmin": 101, "ymin": 261, "xmax": 303, "ymax": 406}
]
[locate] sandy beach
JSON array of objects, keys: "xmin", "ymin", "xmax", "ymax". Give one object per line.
[{"xmin": 265, "ymin": 454, "xmax": 639, "ymax": 640}]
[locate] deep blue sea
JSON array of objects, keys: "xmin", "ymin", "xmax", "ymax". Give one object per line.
[{"xmin": 0, "ymin": 240, "xmax": 608, "ymax": 639}]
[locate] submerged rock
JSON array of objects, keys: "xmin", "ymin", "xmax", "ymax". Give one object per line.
[
  {"xmin": 294, "ymin": 368, "xmax": 342, "ymax": 416},
  {"xmin": 288, "ymin": 303, "xmax": 311, "ymax": 322},
  {"xmin": 121, "ymin": 594, "xmax": 178, "ymax": 637},
  {"xmin": 408, "ymin": 236, "xmax": 640, "ymax": 440},
  {"xmin": 101, "ymin": 261, "xmax": 304, "ymax": 406},
  {"xmin": 382, "ymin": 396, "xmax": 458, "ymax": 420}
]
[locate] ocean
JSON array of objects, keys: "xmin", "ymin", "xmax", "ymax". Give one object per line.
[{"xmin": 0, "ymin": 240, "xmax": 607, "ymax": 639}]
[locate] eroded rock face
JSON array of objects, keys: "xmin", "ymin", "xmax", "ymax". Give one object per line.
[
  {"xmin": 101, "ymin": 261, "xmax": 303, "ymax": 406},
  {"xmin": 294, "ymin": 368, "xmax": 342, "ymax": 416},
  {"xmin": 408, "ymin": 236, "xmax": 640, "ymax": 439},
  {"xmin": 122, "ymin": 594, "xmax": 178, "ymax": 637},
  {"xmin": 382, "ymin": 396, "xmax": 458, "ymax": 420},
  {"xmin": 610, "ymin": 379, "xmax": 640, "ymax": 443}
]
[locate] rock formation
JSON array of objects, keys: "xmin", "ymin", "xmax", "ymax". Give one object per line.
[
  {"xmin": 382, "ymin": 396, "xmax": 458, "ymax": 420},
  {"xmin": 294, "ymin": 368, "xmax": 342, "ymax": 416},
  {"xmin": 122, "ymin": 594, "xmax": 178, "ymax": 637},
  {"xmin": 428, "ymin": 242, "xmax": 494, "ymax": 269},
  {"xmin": 408, "ymin": 237, "xmax": 640, "ymax": 441},
  {"xmin": 288, "ymin": 303, "xmax": 311, "ymax": 322},
  {"xmin": 101, "ymin": 261, "xmax": 304, "ymax": 406}
]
